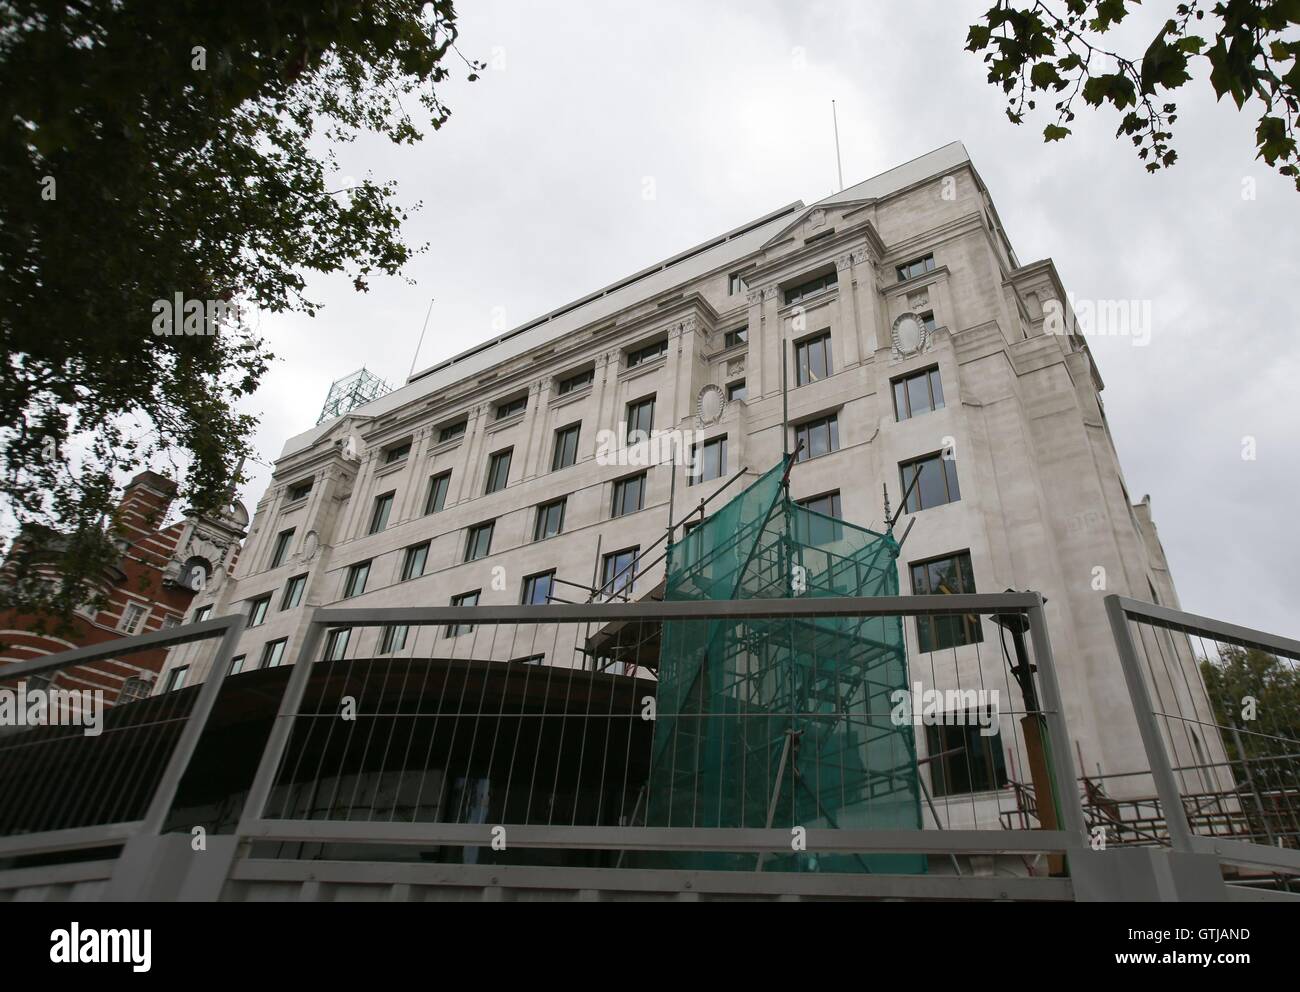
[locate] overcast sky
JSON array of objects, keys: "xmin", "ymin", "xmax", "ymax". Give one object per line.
[{"xmin": 233, "ymin": 0, "xmax": 1299, "ymax": 638}]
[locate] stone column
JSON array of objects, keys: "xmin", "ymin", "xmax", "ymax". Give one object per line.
[
  {"xmin": 834, "ymin": 251, "xmax": 864, "ymax": 368},
  {"xmin": 758, "ymin": 285, "xmax": 782, "ymax": 398},
  {"xmin": 523, "ymin": 379, "xmax": 550, "ymax": 479},
  {"xmin": 745, "ymin": 288, "xmax": 765, "ymax": 398}
]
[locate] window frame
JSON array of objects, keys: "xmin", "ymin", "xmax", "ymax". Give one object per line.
[
  {"xmin": 726, "ymin": 380, "xmax": 747, "ymax": 403},
  {"xmin": 424, "ymin": 471, "xmax": 452, "ymax": 515},
  {"xmin": 260, "ymin": 638, "xmax": 288, "ymax": 670},
  {"xmin": 557, "ymin": 367, "xmax": 594, "ymax": 395},
  {"xmin": 447, "ymin": 590, "xmax": 481, "ymax": 638},
  {"xmin": 401, "ymin": 541, "xmax": 430, "ymax": 582},
  {"xmin": 464, "ymin": 521, "xmax": 495, "ymax": 562},
  {"xmin": 495, "ymin": 395, "xmax": 527, "ymax": 420},
  {"xmin": 899, "ymin": 452, "xmax": 962, "ymax": 513},
  {"xmin": 521, "ymin": 570, "xmax": 557, "ymax": 606},
  {"xmin": 896, "ymin": 253, "xmax": 936, "ymax": 283},
  {"xmin": 909, "ymin": 550, "xmax": 983, "ymax": 653},
  {"xmin": 601, "ymin": 547, "xmax": 640, "ymax": 600},
  {"xmin": 270, "ymin": 528, "xmax": 295, "ymax": 569},
  {"xmin": 485, "ymin": 447, "xmax": 513, "ymax": 495},
  {"xmin": 793, "ymin": 413, "xmax": 840, "ymax": 462},
  {"xmin": 438, "ymin": 420, "xmax": 467, "ymax": 444},
  {"xmin": 783, "ymin": 269, "xmax": 839, "ymax": 306},
  {"xmin": 892, "ymin": 365, "xmax": 945, "ymax": 421},
  {"xmin": 281, "ymin": 574, "xmax": 308, "ymax": 610},
  {"xmin": 247, "ymin": 595, "xmax": 271, "ymax": 627},
  {"xmin": 343, "ymin": 560, "xmax": 372, "ymax": 599},
  {"xmin": 626, "ymin": 338, "xmax": 669, "ymax": 368},
  {"xmin": 552, "ymin": 423, "xmax": 581, "ymax": 471},
  {"xmin": 611, "ymin": 472, "xmax": 647, "ymax": 517},
  {"xmin": 369, "ymin": 492, "xmax": 395, "ymax": 534},
  {"xmin": 626, "ymin": 396, "xmax": 655, "ymax": 444},
  {"xmin": 534, "ymin": 497, "xmax": 566, "ymax": 541},
  {"xmin": 794, "ymin": 330, "xmax": 833, "ymax": 387},
  {"xmin": 688, "ymin": 435, "xmax": 728, "ymax": 486}
]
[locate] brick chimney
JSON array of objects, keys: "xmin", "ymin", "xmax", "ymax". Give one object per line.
[{"xmin": 116, "ymin": 471, "xmax": 177, "ymax": 544}]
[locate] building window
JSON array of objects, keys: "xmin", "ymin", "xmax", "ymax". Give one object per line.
[
  {"xmin": 447, "ymin": 590, "xmax": 480, "ymax": 638},
  {"xmin": 919, "ymin": 311, "xmax": 938, "ymax": 335},
  {"xmin": 552, "ymin": 424, "xmax": 580, "ymax": 471},
  {"xmin": 534, "ymin": 498, "xmax": 566, "ymax": 541},
  {"xmin": 558, "ymin": 368, "xmax": 594, "ymax": 394},
  {"xmin": 910, "ymin": 551, "xmax": 982, "ymax": 653},
  {"xmin": 521, "ymin": 571, "xmax": 556, "ymax": 606},
  {"xmin": 229, "ymin": 655, "xmax": 246, "ymax": 675},
  {"xmin": 193, "ymin": 604, "xmax": 213, "ymax": 623},
  {"xmin": 322, "ymin": 628, "xmax": 350, "ymax": 662},
  {"xmin": 424, "ymin": 471, "xmax": 451, "ymax": 514},
  {"xmin": 627, "ymin": 339, "xmax": 668, "ymax": 368},
  {"xmin": 164, "ymin": 666, "xmax": 189, "ymax": 691},
  {"xmin": 796, "ymin": 491, "xmax": 843, "ymax": 545},
  {"xmin": 723, "ymin": 327, "xmax": 748, "ymax": 349},
  {"xmin": 728, "ymin": 271, "xmax": 749, "ymax": 296},
  {"xmin": 287, "ymin": 479, "xmax": 313, "ymax": 502},
  {"xmin": 464, "ymin": 522, "xmax": 494, "ymax": 562},
  {"xmin": 626, "ymin": 396, "xmax": 655, "ymax": 444},
  {"xmin": 893, "ymin": 366, "xmax": 945, "ymax": 421},
  {"xmin": 900, "ymin": 453, "xmax": 962, "ymax": 513},
  {"xmin": 281, "ymin": 574, "xmax": 307, "ymax": 610},
  {"xmin": 794, "ymin": 331, "xmax": 833, "ymax": 386},
  {"xmin": 485, "ymin": 448, "xmax": 512, "ymax": 494},
  {"xmin": 601, "ymin": 547, "xmax": 639, "ymax": 599},
  {"xmin": 689, "ymin": 436, "xmax": 727, "ymax": 486},
  {"xmin": 369, "ymin": 492, "xmax": 394, "ymax": 534},
  {"xmin": 783, "ymin": 269, "xmax": 838, "ymax": 306},
  {"xmin": 119, "ymin": 676, "xmax": 151, "ymax": 702},
  {"xmin": 511, "ymin": 654, "xmax": 546, "ymax": 666},
  {"xmin": 161, "ymin": 615, "xmax": 179, "ymax": 630},
  {"xmin": 260, "ymin": 638, "xmax": 288, "ymax": 669},
  {"xmin": 343, "ymin": 560, "xmax": 371, "ymax": 599},
  {"xmin": 794, "ymin": 414, "xmax": 839, "ymax": 462},
  {"xmin": 926, "ymin": 714, "xmax": 1007, "ymax": 797},
  {"xmin": 798, "ymin": 491, "xmax": 842, "ymax": 519},
  {"xmin": 439, "ymin": 420, "xmax": 467, "ymax": 444},
  {"xmin": 495, "ymin": 395, "xmax": 527, "ymax": 420},
  {"xmin": 611, "ymin": 472, "xmax": 646, "ymax": 517},
  {"xmin": 726, "ymin": 380, "xmax": 747, "ymax": 403},
  {"xmin": 119, "ymin": 602, "xmax": 148, "ymax": 634},
  {"xmin": 896, "ymin": 253, "xmax": 936, "ymax": 282},
  {"xmin": 401, "ymin": 542, "xmax": 430, "ymax": 582},
  {"xmin": 384, "ymin": 441, "xmax": 411, "ymax": 465},
  {"xmin": 270, "ymin": 529, "xmax": 295, "ymax": 569},
  {"xmin": 248, "ymin": 595, "xmax": 271, "ymax": 627},
  {"xmin": 380, "ymin": 625, "xmax": 409, "ymax": 654}
]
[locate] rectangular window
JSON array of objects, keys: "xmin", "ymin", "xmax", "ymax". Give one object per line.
[
  {"xmin": 626, "ymin": 396, "xmax": 655, "ymax": 444},
  {"xmin": 723, "ymin": 327, "xmax": 748, "ymax": 349},
  {"xmin": 401, "ymin": 542, "xmax": 430, "ymax": 582},
  {"xmin": 485, "ymin": 448, "xmax": 512, "ymax": 494},
  {"xmin": 627, "ymin": 339, "xmax": 668, "ymax": 368},
  {"xmin": 161, "ymin": 615, "xmax": 179, "ymax": 630},
  {"xmin": 369, "ymin": 492, "xmax": 395, "ymax": 534},
  {"xmin": 601, "ymin": 548, "xmax": 639, "ymax": 599},
  {"xmin": 119, "ymin": 602, "xmax": 148, "ymax": 634},
  {"xmin": 611, "ymin": 472, "xmax": 646, "ymax": 517},
  {"xmin": 495, "ymin": 396, "xmax": 527, "ymax": 420},
  {"xmin": 797, "ymin": 491, "xmax": 843, "ymax": 545},
  {"xmin": 926, "ymin": 714, "xmax": 1007, "ymax": 797},
  {"xmin": 248, "ymin": 595, "xmax": 271, "ymax": 627},
  {"xmin": 447, "ymin": 590, "xmax": 480, "ymax": 638},
  {"xmin": 558, "ymin": 368, "xmax": 594, "ymax": 394},
  {"xmin": 896, "ymin": 253, "xmax": 936, "ymax": 282},
  {"xmin": 322, "ymin": 628, "xmax": 350, "ymax": 662},
  {"xmin": 794, "ymin": 414, "xmax": 839, "ymax": 462},
  {"xmin": 229, "ymin": 656, "xmax": 246, "ymax": 676},
  {"xmin": 534, "ymin": 498, "xmax": 566, "ymax": 541},
  {"xmin": 893, "ymin": 366, "xmax": 945, "ymax": 421},
  {"xmin": 164, "ymin": 666, "xmax": 189, "ymax": 691},
  {"xmin": 900, "ymin": 453, "xmax": 962, "ymax": 513},
  {"xmin": 511, "ymin": 654, "xmax": 546, "ymax": 666},
  {"xmin": 521, "ymin": 571, "xmax": 556, "ymax": 606},
  {"xmin": 728, "ymin": 271, "xmax": 749, "ymax": 296},
  {"xmin": 795, "ymin": 331, "xmax": 832, "ymax": 386},
  {"xmin": 343, "ymin": 560, "xmax": 371, "ymax": 599},
  {"xmin": 464, "ymin": 522, "xmax": 494, "ymax": 562},
  {"xmin": 439, "ymin": 420, "xmax": 467, "ymax": 444},
  {"xmin": 689, "ymin": 436, "xmax": 727, "ymax": 486},
  {"xmin": 193, "ymin": 605, "xmax": 213, "ymax": 623},
  {"xmin": 910, "ymin": 551, "xmax": 982, "ymax": 653},
  {"xmin": 424, "ymin": 471, "xmax": 451, "ymax": 514},
  {"xmin": 726, "ymin": 380, "xmax": 747, "ymax": 403},
  {"xmin": 783, "ymin": 269, "xmax": 838, "ymax": 306},
  {"xmin": 270, "ymin": 529, "xmax": 295, "ymax": 569},
  {"xmin": 552, "ymin": 424, "xmax": 580, "ymax": 471},
  {"xmin": 287, "ymin": 479, "xmax": 313, "ymax": 502},
  {"xmin": 380, "ymin": 625, "xmax": 409, "ymax": 654},
  {"xmin": 384, "ymin": 441, "xmax": 411, "ymax": 464},
  {"xmin": 281, "ymin": 574, "xmax": 307, "ymax": 610},
  {"xmin": 261, "ymin": 638, "xmax": 288, "ymax": 669}
]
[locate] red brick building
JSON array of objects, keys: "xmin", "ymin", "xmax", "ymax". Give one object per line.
[{"xmin": 0, "ymin": 471, "xmax": 247, "ymax": 704}]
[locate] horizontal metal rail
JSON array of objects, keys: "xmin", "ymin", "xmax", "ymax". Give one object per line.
[{"xmin": 1108, "ymin": 595, "xmax": 1300, "ymax": 662}]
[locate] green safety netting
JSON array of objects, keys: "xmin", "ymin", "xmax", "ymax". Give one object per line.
[{"xmin": 643, "ymin": 460, "xmax": 924, "ymax": 874}]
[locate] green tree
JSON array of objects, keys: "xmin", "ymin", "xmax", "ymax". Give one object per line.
[
  {"xmin": 0, "ymin": 1, "xmax": 480, "ymax": 633},
  {"xmin": 967, "ymin": 1, "xmax": 1300, "ymax": 188},
  {"xmin": 1200, "ymin": 646, "xmax": 1300, "ymax": 799}
]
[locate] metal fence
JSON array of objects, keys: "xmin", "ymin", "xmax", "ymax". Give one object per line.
[
  {"xmin": 0, "ymin": 592, "xmax": 1293, "ymax": 900},
  {"xmin": 1104, "ymin": 595, "xmax": 1300, "ymax": 893}
]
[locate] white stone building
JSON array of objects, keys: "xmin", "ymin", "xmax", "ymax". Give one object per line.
[{"xmin": 162, "ymin": 142, "xmax": 1223, "ymax": 813}]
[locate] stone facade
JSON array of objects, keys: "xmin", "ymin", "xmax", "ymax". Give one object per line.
[{"xmin": 161, "ymin": 142, "xmax": 1222, "ymax": 804}]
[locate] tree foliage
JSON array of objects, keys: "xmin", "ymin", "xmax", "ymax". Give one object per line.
[
  {"xmin": 967, "ymin": 1, "xmax": 1300, "ymax": 188},
  {"xmin": 1200, "ymin": 646, "xmax": 1300, "ymax": 795},
  {"xmin": 0, "ymin": 1, "xmax": 479, "ymax": 632}
]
